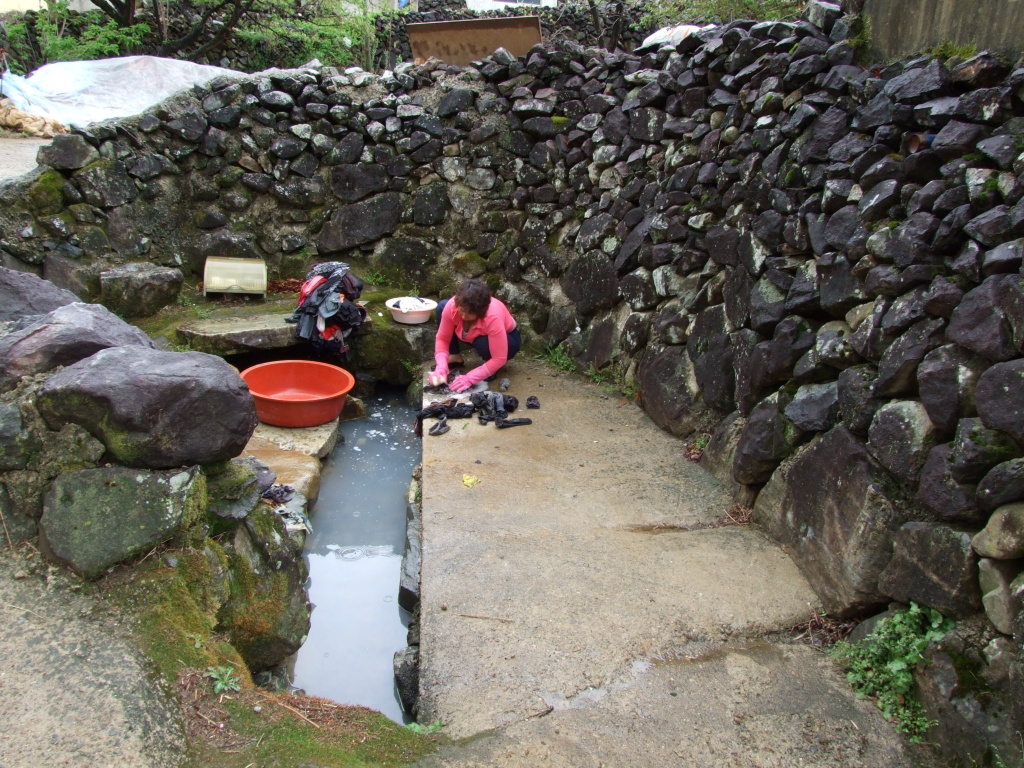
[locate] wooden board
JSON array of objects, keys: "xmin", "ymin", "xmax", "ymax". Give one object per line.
[{"xmin": 407, "ymin": 16, "xmax": 542, "ymax": 66}]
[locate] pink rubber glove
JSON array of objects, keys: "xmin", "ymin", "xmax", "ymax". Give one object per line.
[
  {"xmin": 450, "ymin": 374, "xmax": 472, "ymax": 393},
  {"xmin": 428, "ymin": 370, "xmax": 447, "ymax": 387}
]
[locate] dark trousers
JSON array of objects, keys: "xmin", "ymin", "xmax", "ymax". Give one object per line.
[{"xmin": 437, "ymin": 298, "xmax": 522, "ymax": 363}]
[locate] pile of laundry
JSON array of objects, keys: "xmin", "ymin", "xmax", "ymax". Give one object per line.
[
  {"xmin": 414, "ymin": 391, "xmax": 541, "ymax": 436},
  {"xmin": 285, "ymin": 261, "xmax": 366, "ymax": 355}
]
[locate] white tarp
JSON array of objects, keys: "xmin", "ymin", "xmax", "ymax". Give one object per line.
[
  {"xmin": 0, "ymin": 55, "xmax": 243, "ymax": 128},
  {"xmin": 639, "ymin": 23, "xmax": 714, "ymax": 51}
]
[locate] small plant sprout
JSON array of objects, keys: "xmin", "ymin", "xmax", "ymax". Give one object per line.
[{"xmin": 204, "ymin": 665, "xmax": 242, "ymax": 694}]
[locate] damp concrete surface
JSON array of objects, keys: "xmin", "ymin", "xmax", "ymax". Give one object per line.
[
  {"xmin": 413, "ymin": 355, "xmax": 931, "ymax": 768},
  {"xmin": 289, "ymin": 389, "xmax": 419, "ymax": 723}
]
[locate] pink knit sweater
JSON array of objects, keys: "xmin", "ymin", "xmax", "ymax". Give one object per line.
[{"xmin": 434, "ymin": 297, "xmax": 517, "ymax": 386}]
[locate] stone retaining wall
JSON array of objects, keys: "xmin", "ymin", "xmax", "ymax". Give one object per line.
[{"xmin": 2, "ymin": 1, "xmax": 1024, "ymax": 760}]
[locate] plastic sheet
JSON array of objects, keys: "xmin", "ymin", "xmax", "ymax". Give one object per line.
[
  {"xmin": 0, "ymin": 55, "xmax": 243, "ymax": 128},
  {"xmin": 639, "ymin": 23, "xmax": 714, "ymax": 51}
]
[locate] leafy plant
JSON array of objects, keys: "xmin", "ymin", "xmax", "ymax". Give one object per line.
[
  {"xmin": 830, "ymin": 602, "xmax": 953, "ymax": 740},
  {"xmin": 361, "ymin": 270, "xmax": 389, "ymax": 286},
  {"xmin": 204, "ymin": 664, "xmax": 241, "ymax": 693},
  {"xmin": 406, "ymin": 719, "xmax": 443, "ymax": 734},
  {"xmin": 536, "ymin": 344, "xmax": 577, "ymax": 374},
  {"xmin": 584, "ymin": 364, "xmax": 610, "ymax": 383},
  {"xmin": 4, "ymin": 0, "xmax": 149, "ymax": 72}
]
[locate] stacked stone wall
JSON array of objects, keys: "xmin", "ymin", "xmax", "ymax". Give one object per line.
[{"xmin": 3, "ymin": 1, "xmax": 1024, "ymax": 759}]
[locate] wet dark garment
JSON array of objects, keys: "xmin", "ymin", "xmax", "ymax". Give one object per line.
[
  {"xmin": 413, "ymin": 398, "xmax": 477, "ymax": 436},
  {"xmin": 526, "ymin": 396, "xmax": 541, "ymax": 409}
]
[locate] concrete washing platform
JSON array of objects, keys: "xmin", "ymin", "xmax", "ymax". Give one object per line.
[{"xmin": 413, "ymin": 357, "xmax": 925, "ymax": 767}]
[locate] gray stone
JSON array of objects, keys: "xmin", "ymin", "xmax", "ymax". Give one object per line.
[
  {"xmin": 73, "ymin": 159, "xmax": 137, "ymax": 208},
  {"xmin": 931, "ymin": 119, "xmax": 986, "ymax": 159},
  {"xmin": 950, "ymin": 417, "xmax": 1021, "ymax": 484},
  {"xmin": 0, "ymin": 266, "xmax": 78, "ymax": 323},
  {"xmin": 99, "ymin": 263, "xmax": 184, "ymax": 318},
  {"xmin": 973, "ymin": 503, "xmax": 1024, "ymax": 559},
  {"xmin": 868, "ymin": 399, "xmax": 939, "ymax": 487},
  {"xmin": 784, "ymin": 381, "xmax": 840, "ymax": 433},
  {"xmin": 219, "ymin": 504, "xmax": 311, "ymax": 670},
  {"xmin": 394, "ymin": 646, "xmax": 420, "ymax": 716},
  {"xmin": 36, "ymin": 346, "xmax": 256, "ymax": 469},
  {"xmin": 875, "ymin": 317, "xmax": 945, "ymax": 396},
  {"xmin": 734, "ymin": 391, "xmax": 801, "ymax": 486},
  {"xmin": 0, "ymin": 401, "xmax": 40, "ymax": 471},
  {"xmin": 976, "ymin": 360, "xmax": 1024, "ymax": 445},
  {"xmin": 330, "ymin": 163, "xmax": 388, "ymax": 202},
  {"xmin": 636, "ymin": 344, "xmax": 709, "ymax": 438},
  {"xmin": 687, "ymin": 304, "xmax": 735, "ymax": 414},
  {"xmin": 877, "ymin": 522, "xmax": 982, "ymax": 617},
  {"xmin": 561, "ymin": 250, "xmax": 618, "ymax": 317},
  {"xmin": 837, "ymin": 364, "xmax": 886, "ymax": 437},
  {"xmin": 947, "ymin": 275, "xmax": 1022, "ymax": 362},
  {"xmin": 318, "ymin": 193, "xmax": 403, "ymax": 253},
  {"xmin": 36, "ymin": 134, "xmax": 99, "ymax": 170},
  {"xmin": 916, "ymin": 444, "xmax": 983, "ymax": 524},
  {"xmin": 0, "ymin": 302, "xmax": 157, "ymax": 393},
  {"xmin": 753, "ymin": 426, "xmax": 908, "ymax": 615},
  {"xmin": 979, "ymin": 558, "xmax": 1024, "ymax": 633},
  {"xmin": 412, "ymin": 183, "xmax": 450, "ymax": 226},
  {"xmin": 918, "ymin": 344, "xmax": 986, "ymax": 435},
  {"xmin": 206, "ymin": 458, "xmax": 264, "ymax": 520},
  {"xmin": 41, "ymin": 465, "xmax": 203, "ymax": 580},
  {"xmin": 978, "ymin": 459, "xmax": 1024, "ymax": 512}
]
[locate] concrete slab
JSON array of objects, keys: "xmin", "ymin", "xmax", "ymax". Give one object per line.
[
  {"xmin": 177, "ymin": 313, "xmax": 297, "ymax": 355},
  {"xmin": 414, "ymin": 357, "xmax": 924, "ymax": 766},
  {"xmin": 241, "ymin": 444, "xmax": 322, "ymax": 502},
  {"xmin": 248, "ymin": 420, "xmax": 340, "ymax": 459}
]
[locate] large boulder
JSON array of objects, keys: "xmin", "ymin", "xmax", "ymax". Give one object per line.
[
  {"xmin": 877, "ymin": 522, "xmax": 982, "ymax": 617},
  {"xmin": 753, "ymin": 426, "xmax": 909, "ymax": 615},
  {"xmin": 99, "ymin": 262, "xmax": 184, "ymax": 318},
  {"xmin": 0, "ymin": 302, "xmax": 158, "ymax": 393},
  {"xmin": 636, "ymin": 344, "xmax": 710, "ymax": 437},
  {"xmin": 36, "ymin": 347, "xmax": 257, "ymax": 468},
  {"xmin": 40, "ymin": 465, "xmax": 204, "ymax": 579},
  {"xmin": 0, "ymin": 266, "xmax": 79, "ymax": 323}
]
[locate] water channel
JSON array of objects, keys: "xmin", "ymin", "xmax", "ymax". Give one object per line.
[{"xmin": 287, "ymin": 387, "xmax": 419, "ymax": 723}]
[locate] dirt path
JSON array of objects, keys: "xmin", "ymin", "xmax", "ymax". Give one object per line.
[
  {"xmin": 0, "ymin": 137, "xmax": 50, "ymax": 182},
  {"xmin": 415, "ymin": 357, "xmax": 927, "ymax": 766},
  {"xmin": 0, "ymin": 547, "xmax": 185, "ymax": 768}
]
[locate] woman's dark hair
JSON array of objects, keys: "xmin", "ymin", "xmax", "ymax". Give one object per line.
[{"xmin": 455, "ymin": 279, "xmax": 491, "ymax": 317}]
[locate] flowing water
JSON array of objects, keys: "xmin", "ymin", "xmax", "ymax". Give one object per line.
[{"xmin": 288, "ymin": 388, "xmax": 419, "ymax": 723}]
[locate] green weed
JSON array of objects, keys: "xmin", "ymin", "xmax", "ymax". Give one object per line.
[
  {"xmin": 204, "ymin": 665, "xmax": 242, "ymax": 694},
  {"xmin": 361, "ymin": 270, "xmax": 389, "ymax": 286},
  {"xmin": 830, "ymin": 602, "xmax": 953, "ymax": 740},
  {"xmin": 929, "ymin": 39, "xmax": 978, "ymax": 61},
  {"xmin": 407, "ymin": 719, "xmax": 443, "ymax": 735},
  {"xmin": 644, "ymin": 0, "xmax": 802, "ymax": 27},
  {"xmin": 536, "ymin": 344, "xmax": 577, "ymax": 374}
]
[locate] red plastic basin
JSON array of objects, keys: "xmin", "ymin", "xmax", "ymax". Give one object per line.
[{"xmin": 241, "ymin": 360, "xmax": 355, "ymax": 428}]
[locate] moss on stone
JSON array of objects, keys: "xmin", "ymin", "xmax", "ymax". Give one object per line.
[
  {"xmin": 24, "ymin": 170, "xmax": 68, "ymax": 216},
  {"xmin": 451, "ymin": 250, "xmax": 488, "ymax": 277}
]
